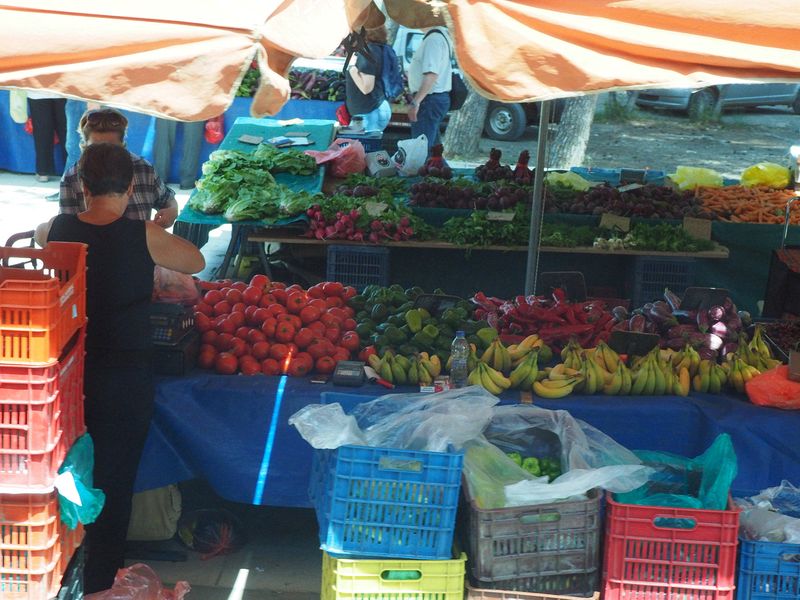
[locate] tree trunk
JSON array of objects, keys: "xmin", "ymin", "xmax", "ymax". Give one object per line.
[
  {"xmin": 442, "ymin": 89, "xmax": 489, "ymax": 160},
  {"xmin": 546, "ymin": 95, "xmax": 598, "ymax": 169}
]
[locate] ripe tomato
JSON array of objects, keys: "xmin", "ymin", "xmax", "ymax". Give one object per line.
[
  {"xmin": 307, "ymin": 338, "xmax": 333, "ymax": 360},
  {"xmin": 287, "ymin": 359, "xmax": 309, "ymax": 377},
  {"xmin": 227, "ymin": 311, "xmax": 246, "ymax": 329},
  {"xmin": 325, "ymin": 296, "xmax": 344, "ymax": 309},
  {"xmin": 198, "ymin": 350, "xmax": 217, "ymax": 370},
  {"xmin": 235, "ymin": 326, "xmax": 251, "ymax": 340},
  {"xmin": 327, "ymin": 307, "xmax": 348, "ymax": 322},
  {"xmin": 270, "ymin": 282, "xmax": 287, "ymax": 291},
  {"xmin": 215, "ymin": 352, "xmax": 238, "ymax": 375},
  {"xmin": 285, "ymin": 292, "xmax": 307, "ymax": 314},
  {"xmin": 231, "ymin": 302, "xmax": 246, "ymax": 313},
  {"xmin": 239, "ymin": 356, "xmax": 261, "ymax": 376},
  {"xmin": 268, "ymin": 304, "xmax": 287, "ymax": 317},
  {"xmin": 261, "ymin": 317, "xmax": 278, "ymax": 338},
  {"xmin": 201, "ymin": 330, "xmax": 219, "ymax": 345},
  {"xmin": 213, "ymin": 300, "xmax": 232, "ymax": 316},
  {"xmin": 269, "ymin": 343, "xmax": 290, "ymax": 361},
  {"xmin": 229, "ymin": 337, "xmax": 248, "ymax": 357},
  {"xmin": 299, "ymin": 305, "xmax": 321, "ymax": 325},
  {"xmin": 203, "ymin": 289, "xmax": 223, "ymax": 306},
  {"xmin": 319, "ymin": 312, "xmax": 341, "ymax": 328},
  {"xmin": 286, "ymin": 342, "xmax": 299, "ymax": 355},
  {"xmin": 242, "ymin": 286, "xmax": 262, "ymax": 306},
  {"xmin": 307, "ymin": 321, "xmax": 326, "ymax": 336},
  {"xmin": 315, "ymin": 356, "xmax": 337, "ymax": 374},
  {"xmin": 322, "ymin": 281, "xmax": 344, "ymax": 297},
  {"xmin": 261, "ymin": 358, "xmax": 280, "ymax": 376},
  {"xmin": 324, "ymin": 327, "xmax": 341, "ymax": 345},
  {"xmin": 295, "ymin": 351, "xmax": 313, "ymax": 371},
  {"xmin": 244, "ymin": 305, "xmax": 260, "ymax": 325},
  {"xmin": 251, "ymin": 341, "xmax": 271, "ymax": 360},
  {"xmin": 195, "ymin": 302, "xmax": 214, "ymax": 317},
  {"xmin": 342, "ymin": 307, "xmax": 356, "ymax": 319},
  {"xmin": 258, "ymin": 294, "xmax": 276, "ymax": 308},
  {"xmin": 252, "ymin": 308, "xmax": 270, "ymax": 325},
  {"xmin": 275, "ymin": 322, "xmax": 296, "ymax": 343},
  {"xmin": 342, "ymin": 286, "xmax": 357, "ymax": 300},
  {"xmin": 216, "ymin": 317, "xmax": 237, "ymax": 335},
  {"xmin": 308, "ymin": 298, "xmax": 327, "ymax": 312},
  {"xmin": 194, "ymin": 312, "xmax": 212, "ymax": 333},
  {"xmin": 199, "ymin": 343, "xmax": 216, "ymax": 355},
  {"xmin": 249, "ymin": 274, "xmax": 271, "ymax": 290},
  {"xmin": 342, "ymin": 318, "xmax": 357, "ymax": 331},
  {"xmin": 271, "ymin": 289, "xmax": 288, "ymax": 305},
  {"xmin": 307, "ymin": 284, "xmax": 325, "ymax": 299},
  {"xmin": 340, "ymin": 331, "xmax": 360, "ymax": 351},
  {"xmin": 215, "ymin": 332, "xmax": 234, "ymax": 351},
  {"xmin": 293, "ymin": 327, "xmax": 315, "ymax": 349},
  {"xmin": 332, "ymin": 347, "xmax": 350, "ymax": 362},
  {"xmin": 358, "ymin": 345, "xmax": 377, "ymax": 363},
  {"xmin": 247, "ymin": 329, "xmax": 267, "ymax": 344},
  {"xmin": 286, "ymin": 284, "xmax": 305, "ymax": 293},
  {"xmin": 225, "ymin": 288, "xmax": 243, "ymax": 304},
  {"xmin": 231, "ymin": 281, "xmax": 249, "ymax": 292}
]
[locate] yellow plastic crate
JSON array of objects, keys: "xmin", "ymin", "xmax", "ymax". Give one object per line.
[{"xmin": 322, "ymin": 551, "xmax": 466, "ymax": 600}]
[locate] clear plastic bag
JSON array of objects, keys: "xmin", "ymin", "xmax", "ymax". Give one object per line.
[
  {"xmin": 614, "ymin": 433, "xmax": 737, "ymax": 510},
  {"xmin": 289, "ymin": 385, "xmax": 499, "ymax": 452},
  {"xmin": 84, "ymin": 563, "xmax": 190, "ymax": 600},
  {"xmin": 736, "ymin": 481, "xmax": 800, "ymax": 542},
  {"xmin": 287, "ymin": 403, "xmax": 367, "ymax": 449},
  {"xmin": 152, "ymin": 266, "xmax": 200, "ymax": 305}
]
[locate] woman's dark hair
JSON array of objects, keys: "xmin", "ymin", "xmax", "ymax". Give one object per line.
[{"xmin": 78, "ymin": 143, "xmax": 134, "ymax": 197}]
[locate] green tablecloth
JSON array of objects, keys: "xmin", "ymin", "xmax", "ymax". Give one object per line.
[{"xmin": 176, "ymin": 117, "xmax": 335, "ymax": 227}]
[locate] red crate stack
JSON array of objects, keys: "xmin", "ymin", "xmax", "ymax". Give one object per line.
[{"xmin": 0, "ymin": 241, "xmax": 88, "ymax": 599}]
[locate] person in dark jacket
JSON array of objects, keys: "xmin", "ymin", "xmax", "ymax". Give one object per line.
[{"xmin": 36, "ymin": 143, "xmax": 205, "ymax": 593}]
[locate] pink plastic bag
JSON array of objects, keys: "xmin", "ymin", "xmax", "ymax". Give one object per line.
[
  {"xmin": 152, "ymin": 266, "xmax": 200, "ymax": 305},
  {"xmin": 746, "ymin": 365, "xmax": 800, "ymax": 410},
  {"xmin": 84, "ymin": 564, "xmax": 190, "ymax": 600},
  {"xmin": 305, "ymin": 138, "xmax": 366, "ymax": 178}
]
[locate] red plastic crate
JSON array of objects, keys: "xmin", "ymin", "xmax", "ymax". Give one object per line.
[
  {"xmin": 603, "ymin": 496, "xmax": 740, "ymax": 600},
  {"xmin": 0, "ymin": 430, "xmax": 67, "ymax": 492},
  {"xmin": 0, "ymin": 329, "xmax": 85, "ymax": 455},
  {"xmin": 0, "ymin": 242, "xmax": 87, "ymax": 364}
]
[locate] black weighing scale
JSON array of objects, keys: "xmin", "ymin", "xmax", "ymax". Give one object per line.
[
  {"xmin": 536, "ymin": 272, "xmax": 587, "ymax": 301},
  {"xmin": 678, "ymin": 287, "xmax": 731, "ymax": 311},
  {"xmin": 332, "ymin": 361, "xmax": 366, "ymax": 387},
  {"xmin": 609, "ymin": 330, "xmax": 660, "ymax": 359}
]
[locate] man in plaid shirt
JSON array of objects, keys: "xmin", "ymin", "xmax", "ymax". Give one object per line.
[{"xmin": 59, "ymin": 108, "xmax": 178, "ymax": 227}]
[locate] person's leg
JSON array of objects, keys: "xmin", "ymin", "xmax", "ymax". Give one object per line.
[
  {"xmin": 178, "ymin": 121, "xmax": 205, "ymax": 189},
  {"xmin": 28, "ymin": 98, "xmax": 56, "ymax": 177},
  {"xmin": 361, "ymin": 100, "xmax": 392, "ymax": 133},
  {"xmin": 53, "ymin": 98, "xmax": 67, "ymax": 169},
  {"xmin": 82, "ymin": 357, "xmax": 155, "ymax": 594},
  {"xmin": 64, "ymin": 99, "xmax": 87, "ymax": 173},
  {"xmin": 153, "ymin": 118, "xmax": 177, "ymax": 183},
  {"xmin": 420, "ymin": 94, "xmax": 450, "ymax": 149}
]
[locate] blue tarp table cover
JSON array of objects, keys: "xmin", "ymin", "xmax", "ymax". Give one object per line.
[{"xmin": 134, "ymin": 374, "xmax": 800, "ymax": 507}]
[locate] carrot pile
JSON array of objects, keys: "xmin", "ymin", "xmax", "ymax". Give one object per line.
[{"xmin": 695, "ymin": 186, "xmax": 799, "ymax": 224}]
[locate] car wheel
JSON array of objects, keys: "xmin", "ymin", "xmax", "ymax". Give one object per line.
[
  {"xmin": 687, "ymin": 89, "xmax": 718, "ymax": 119},
  {"xmin": 483, "ymin": 102, "xmax": 527, "ymax": 141},
  {"xmin": 792, "ymin": 92, "xmax": 800, "ymax": 115}
]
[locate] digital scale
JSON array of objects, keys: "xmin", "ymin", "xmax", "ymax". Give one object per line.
[{"xmin": 332, "ymin": 360, "xmax": 366, "ymax": 387}]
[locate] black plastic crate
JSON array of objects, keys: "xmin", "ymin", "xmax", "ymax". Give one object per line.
[
  {"xmin": 326, "ymin": 245, "xmax": 390, "ymax": 290},
  {"xmin": 631, "ymin": 256, "xmax": 694, "ymax": 306},
  {"xmin": 153, "ymin": 330, "xmax": 199, "ymax": 376},
  {"xmin": 150, "ymin": 303, "xmax": 194, "ymax": 345},
  {"xmin": 55, "ymin": 545, "xmax": 84, "ymax": 600}
]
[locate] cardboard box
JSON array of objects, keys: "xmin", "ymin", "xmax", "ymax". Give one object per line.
[{"xmin": 366, "ymin": 151, "xmax": 396, "ymax": 177}]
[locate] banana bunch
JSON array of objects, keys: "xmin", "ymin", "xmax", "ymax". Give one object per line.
[
  {"xmin": 691, "ymin": 359, "xmax": 729, "ymax": 394},
  {"xmin": 533, "ymin": 371, "xmax": 583, "ymax": 399},
  {"xmin": 508, "ymin": 349, "xmax": 540, "ymax": 389},
  {"xmin": 722, "ymin": 356, "xmax": 761, "ymax": 394},
  {"xmin": 673, "ymin": 366, "xmax": 691, "ymax": 396},
  {"xmin": 630, "ymin": 350, "xmax": 675, "ymax": 396},
  {"xmin": 671, "ymin": 344, "xmax": 702, "ymax": 378},
  {"xmin": 574, "ymin": 355, "xmax": 609, "ymax": 395},
  {"xmin": 603, "ymin": 362, "xmax": 633, "ymax": 395},
  {"xmin": 508, "ymin": 334, "xmax": 553, "ymax": 366},
  {"xmin": 561, "ymin": 340, "xmax": 585, "ymax": 371},
  {"xmin": 468, "ymin": 362, "xmax": 512, "ymax": 395},
  {"xmin": 589, "ymin": 341, "xmax": 622, "ymax": 373},
  {"xmin": 367, "ymin": 351, "xmax": 441, "ymax": 386},
  {"xmin": 738, "ymin": 326, "xmax": 782, "ymax": 372},
  {"xmin": 480, "ymin": 339, "xmax": 512, "ymax": 374}
]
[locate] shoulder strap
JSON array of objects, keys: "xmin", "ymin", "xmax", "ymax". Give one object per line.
[{"xmin": 423, "ymin": 28, "xmax": 452, "ymax": 57}]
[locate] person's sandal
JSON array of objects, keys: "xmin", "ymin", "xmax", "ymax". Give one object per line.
[{"xmin": 35, "ymin": 174, "xmax": 49, "ymax": 183}]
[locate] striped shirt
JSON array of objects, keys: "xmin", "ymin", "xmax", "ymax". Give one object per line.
[{"xmin": 59, "ymin": 152, "xmax": 174, "ymax": 221}]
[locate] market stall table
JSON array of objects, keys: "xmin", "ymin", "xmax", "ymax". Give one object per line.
[{"xmin": 134, "ymin": 374, "xmax": 800, "ymax": 507}]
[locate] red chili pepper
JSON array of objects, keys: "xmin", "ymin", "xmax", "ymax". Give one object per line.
[
  {"xmin": 529, "ymin": 306, "xmax": 566, "ymax": 324},
  {"xmin": 472, "ymin": 292, "xmax": 496, "ymax": 312},
  {"xmin": 552, "ymin": 288, "xmax": 567, "ymax": 304},
  {"xmin": 564, "ymin": 305, "xmax": 580, "ymax": 326},
  {"xmin": 538, "ymin": 323, "xmax": 594, "ymax": 340}
]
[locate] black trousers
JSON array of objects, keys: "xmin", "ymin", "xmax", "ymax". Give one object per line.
[
  {"xmin": 82, "ymin": 351, "xmax": 155, "ymax": 594},
  {"xmin": 27, "ymin": 98, "xmax": 67, "ymax": 176}
]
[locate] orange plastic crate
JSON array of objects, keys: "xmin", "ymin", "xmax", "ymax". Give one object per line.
[
  {"xmin": 0, "ymin": 430, "xmax": 67, "ymax": 492},
  {"xmin": 0, "ymin": 330, "xmax": 85, "ymax": 455},
  {"xmin": 0, "ymin": 242, "xmax": 86, "ymax": 364}
]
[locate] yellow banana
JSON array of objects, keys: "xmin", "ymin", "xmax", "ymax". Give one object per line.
[
  {"xmin": 391, "ymin": 360, "xmax": 408, "ymax": 385},
  {"xmin": 652, "ymin": 360, "xmax": 666, "ymax": 395},
  {"xmin": 533, "ymin": 378, "xmax": 578, "ymax": 399},
  {"xmin": 509, "ymin": 351, "xmax": 538, "ymax": 389},
  {"xmin": 603, "ymin": 364, "xmax": 623, "ymax": 395},
  {"xmin": 419, "ymin": 351, "xmax": 430, "ymax": 361},
  {"xmin": 708, "ymin": 367, "xmax": 721, "ymax": 394},
  {"xmin": 467, "ymin": 367, "xmax": 482, "ymax": 387},
  {"xmin": 678, "ymin": 366, "xmax": 690, "ymax": 396},
  {"xmin": 408, "ymin": 359, "xmax": 419, "ymax": 384},
  {"xmin": 418, "ymin": 365, "xmax": 433, "ymax": 385},
  {"xmin": 480, "ymin": 343, "xmax": 495, "ymax": 366},
  {"xmin": 584, "ymin": 361, "xmax": 599, "ymax": 395},
  {"xmin": 367, "ymin": 354, "xmax": 382, "ymax": 371},
  {"xmin": 429, "ymin": 355, "xmax": 442, "ymax": 377},
  {"xmin": 478, "ymin": 364, "xmax": 504, "ymax": 395},
  {"xmin": 630, "ymin": 366, "xmax": 648, "ymax": 395},
  {"xmin": 549, "ymin": 363, "xmax": 567, "ymax": 379},
  {"xmin": 619, "ymin": 365, "xmax": 633, "ymax": 395},
  {"xmin": 485, "ymin": 364, "xmax": 512, "ymax": 391}
]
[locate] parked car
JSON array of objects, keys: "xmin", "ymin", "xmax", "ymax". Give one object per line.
[{"xmin": 635, "ymin": 83, "xmax": 800, "ymax": 118}]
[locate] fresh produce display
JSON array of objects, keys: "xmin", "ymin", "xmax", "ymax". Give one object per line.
[
  {"xmin": 252, "ymin": 143, "xmax": 318, "ymax": 175},
  {"xmin": 475, "ymin": 148, "xmax": 513, "ymax": 182},
  {"xmin": 417, "ymin": 144, "xmax": 453, "ymax": 179},
  {"xmin": 289, "ymin": 68, "xmax": 346, "ymax": 102},
  {"xmin": 505, "ymin": 453, "xmax": 562, "ymax": 481},
  {"xmin": 760, "ymin": 320, "xmax": 800, "ymax": 358},
  {"xmin": 592, "ymin": 223, "xmax": 716, "ymax": 253},
  {"xmin": 440, "ymin": 204, "xmax": 530, "ymax": 247},
  {"xmin": 303, "ymin": 195, "xmax": 433, "ymax": 242},
  {"xmin": 366, "ymin": 350, "xmax": 443, "ymax": 386},
  {"xmin": 335, "ymin": 174, "xmax": 408, "ymax": 197},
  {"xmin": 695, "ymin": 185, "xmax": 799, "ymax": 224},
  {"xmin": 472, "ymin": 289, "xmax": 616, "ymax": 351},
  {"xmin": 512, "ymin": 151, "xmax": 533, "ymax": 185},
  {"xmin": 543, "ymin": 183, "xmax": 704, "ymax": 219},
  {"xmin": 409, "ymin": 178, "xmax": 490, "ymax": 209},
  {"xmin": 193, "ymin": 275, "xmax": 361, "ymax": 377}
]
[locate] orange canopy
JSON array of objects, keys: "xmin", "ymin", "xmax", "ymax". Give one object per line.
[
  {"xmin": 0, "ymin": 0, "xmax": 379, "ymax": 121},
  {"xmin": 435, "ymin": 0, "xmax": 800, "ymax": 102}
]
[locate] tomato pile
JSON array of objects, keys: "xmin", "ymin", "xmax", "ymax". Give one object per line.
[{"xmin": 193, "ymin": 274, "xmax": 362, "ymax": 377}]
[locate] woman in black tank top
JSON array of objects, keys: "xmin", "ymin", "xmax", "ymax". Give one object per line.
[{"xmin": 38, "ymin": 143, "xmax": 204, "ymax": 593}]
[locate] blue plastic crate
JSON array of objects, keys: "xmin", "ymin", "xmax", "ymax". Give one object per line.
[
  {"xmin": 737, "ymin": 538, "xmax": 800, "ymax": 600},
  {"xmin": 326, "ymin": 245, "xmax": 390, "ymax": 290},
  {"xmin": 569, "ymin": 166, "xmax": 666, "ymax": 187},
  {"xmin": 311, "ymin": 444, "xmax": 464, "ymax": 560},
  {"xmin": 345, "ymin": 133, "xmax": 384, "ymax": 154},
  {"xmin": 631, "ymin": 256, "xmax": 694, "ymax": 307}
]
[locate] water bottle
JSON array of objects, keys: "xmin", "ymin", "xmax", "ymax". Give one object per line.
[{"xmin": 450, "ymin": 331, "xmax": 470, "ymax": 388}]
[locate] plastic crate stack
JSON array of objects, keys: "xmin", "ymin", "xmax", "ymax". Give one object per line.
[
  {"xmin": 0, "ymin": 242, "xmax": 88, "ymax": 599},
  {"xmin": 460, "ymin": 481, "xmax": 603, "ymax": 600},
  {"xmin": 310, "ymin": 443, "xmax": 466, "ymax": 600}
]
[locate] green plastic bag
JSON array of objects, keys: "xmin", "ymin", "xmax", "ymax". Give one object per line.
[
  {"xmin": 669, "ymin": 166, "xmax": 724, "ymax": 190},
  {"xmin": 740, "ymin": 162, "xmax": 791, "ymax": 189},
  {"xmin": 614, "ymin": 433, "xmax": 737, "ymax": 510},
  {"xmin": 57, "ymin": 434, "xmax": 106, "ymax": 530}
]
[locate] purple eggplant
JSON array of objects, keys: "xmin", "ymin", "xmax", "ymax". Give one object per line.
[
  {"xmin": 664, "ymin": 287, "xmax": 682, "ymax": 311},
  {"xmin": 726, "ymin": 312, "xmax": 743, "ymax": 333},
  {"xmin": 668, "ymin": 324, "xmax": 699, "ymax": 339},
  {"xmin": 649, "ymin": 303, "xmax": 678, "ymax": 329},
  {"xmin": 612, "ymin": 320, "xmax": 630, "ymax": 332},
  {"xmin": 672, "ymin": 309, "xmax": 698, "ymax": 324},
  {"xmin": 645, "ymin": 321, "xmax": 658, "ymax": 334},
  {"xmin": 721, "ymin": 342, "xmax": 738, "ymax": 358},
  {"xmin": 697, "ymin": 309, "xmax": 710, "ymax": 333},
  {"xmin": 698, "ymin": 347, "xmax": 719, "ymax": 361},
  {"xmin": 629, "ymin": 314, "xmax": 646, "ymax": 333},
  {"xmin": 709, "ymin": 321, "xmax": 728, "ymax": 340},
  {"xmin": 707, "ymin": 305, "xmax": 725, "ymax": 324},
  {"xmin": 666, "ymin": 337, "xmax": 687, "ymax": 351},
  {"xmin": 611, "ymin": 305, "xmax": 629, "ymax": 321}
]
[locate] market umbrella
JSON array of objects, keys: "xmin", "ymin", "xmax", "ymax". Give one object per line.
[
  {"xmin": 0, "ymin": 0, "xmax": 383, "ymax": 121},
  {"xmin": 385, "ymin": 0, "xmax": 800, "ymax": 293}
]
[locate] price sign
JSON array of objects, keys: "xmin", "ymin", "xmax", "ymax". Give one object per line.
[
  {"xmin": 487, "ymin": 211, "xmax": 515, "ymax": 222},
  {"xmin": 599, "ymin": 213, "xmax": 631, "ymax": 232},
  {"xmin": 364, "ymin": 201, "xmax": 388, "ymax": 217},
  {"xmin": 617, "ymin": 183, "xmax": 644, "ymax": 192},
  {"xmin": 683, "ymin": 217, "xmax": 712, "ymax": 240}
]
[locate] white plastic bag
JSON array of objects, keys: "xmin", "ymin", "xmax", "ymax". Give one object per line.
[
  {"xmin": 392, "ymin": 134, "xmax": 428, "ymax": 177},
  {"xmin": 736, "ymin": 481, "xmax": 800, "ymax": 542},
  {"xmin": 287, "ymin": 403, "xmax": 366, "ymax": 449},
  {"xmin": 9, "ymin": 90, "xmax": 28, "ymax": 124}
]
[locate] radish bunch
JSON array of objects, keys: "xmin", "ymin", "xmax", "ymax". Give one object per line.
[{"xmin": 304, "ymin": 205, "xmax": 416, "ymax": 243}]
